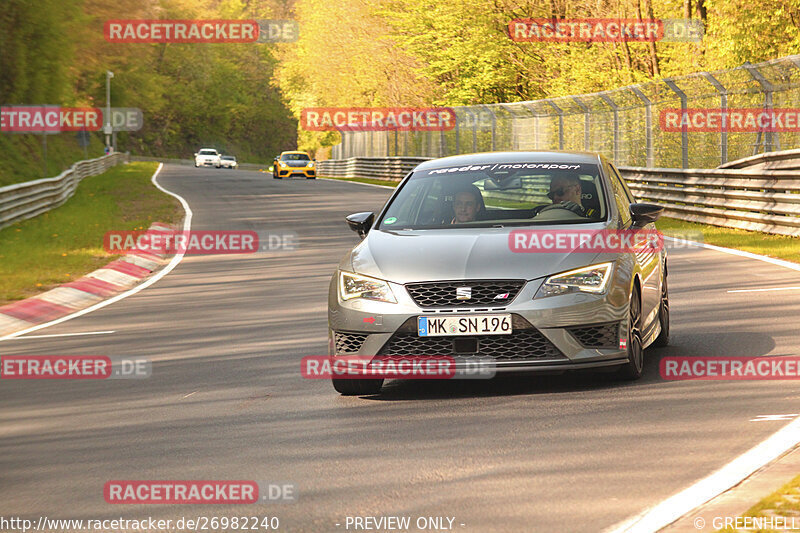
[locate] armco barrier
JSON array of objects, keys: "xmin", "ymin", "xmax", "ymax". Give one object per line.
[
  {"xmin": 0, "ymin": 153, "xmax": 128, "ymax": 231},
  {"xmin": 318, "ymin": 153, "xmax": 800, "ymax": 237},
  {"xmin": 317, "ymin": 157, "xmax": 431, "ymax": 181},
  {"xmin": 130, "ymin": 155, "xmax": 269, "ymax": 171}
]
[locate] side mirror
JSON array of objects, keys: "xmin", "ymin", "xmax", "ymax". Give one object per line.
[
  {"xmin": 630, "ymin": 203, "xmax": 663, "ymax": 226},
  {"xmin": 346, "ymin": 212, "xmax": 375, "ymax": 239},
  {"xmin": 194, "ymin": 153, "xmax": 198, "ymax": 157}
]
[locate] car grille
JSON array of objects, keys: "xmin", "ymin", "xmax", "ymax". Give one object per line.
[
  {"xmin": 377, "ymin": 315, "xmax": 564, "ymax": 361},
  {"xmin": 567, "ymin": 322, "xmax": 620, "ymax": 348},
  {"xmin": 405, "ymin": 280, "xmax": 525, "ymax": 308},
  {"xmin": 334, "ymin": 332, "xmax": 369, "ymax": 353}
]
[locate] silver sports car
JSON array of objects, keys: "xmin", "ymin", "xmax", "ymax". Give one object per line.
[{"xmin": 328, "ymin": 151, "xmax": 669, "ymax": 395}]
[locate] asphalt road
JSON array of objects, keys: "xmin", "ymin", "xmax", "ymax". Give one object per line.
[{"xmin": 2, "ymin": 164, "xmax": 800, "ymax": 533}]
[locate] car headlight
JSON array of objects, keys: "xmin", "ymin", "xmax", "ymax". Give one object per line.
[
  {"xmin": 535, "ymin": 262, "xmax": 613, "ymax": 298},
  {"xmin": 339, "ymin": 271, "xmax": 396, "ymax": 303},
  {"xmin": 306, "ymin": 161, "xmax": 315, "ymax": 168},
  {"xmin": 279, "ymin": 161, "xmax": 287, "ymax": 167}
]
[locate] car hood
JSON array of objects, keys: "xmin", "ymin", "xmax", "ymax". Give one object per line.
[
  {"xmin": 283, "ymin": 160, "xmax": 309, "ymax": 167},
  {"xmin": 346, "ymin": 227, "xmax": 606, "ymax": 284}
]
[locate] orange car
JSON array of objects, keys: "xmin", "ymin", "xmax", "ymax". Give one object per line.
[{"xmin": 272, "ymin": 151, "xmax": 316, "ymax": 179}]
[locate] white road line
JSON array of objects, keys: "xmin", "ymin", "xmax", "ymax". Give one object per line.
[
  {"xmin": 751, "ymin": 414, "xmax": 799, "ymax": 422},
  {"xmin": 665, "ymin": 236, "xmax": 800, "ymax": 272},
  {"xmin": 0, "ymin": 330, "xmax": 115, "ymax": 340},
  {"xmin": 0, "ymin": 163, "xmax": 193, "ymax": 341},
  {"xmin": 728, "ymin": 286, "xmax": 800, "ymax": 293},
  {"xmin": 605, "ymin": 237, "xmax": 800, "ymax": 533},
  {"xmin": 605, "ymin": 416, "xmax": 800, "ymax": 533}
]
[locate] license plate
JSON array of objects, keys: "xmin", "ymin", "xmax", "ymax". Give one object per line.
[{"xmin": 418, "ymin": 315, "xmax": 512, "ymax": 336}]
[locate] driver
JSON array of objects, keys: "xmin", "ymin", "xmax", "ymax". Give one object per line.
[
  {"xmin": 450, "ymin": 185, "xmax": 485, "ymax": 224},
  {"xmin": 533, "ymin": 175, "xmax": 596, "ymax": 217}
]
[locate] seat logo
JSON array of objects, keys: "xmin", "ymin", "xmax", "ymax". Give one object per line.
[{"xmin": 456, "ymin": 287, "xmax": 472, "ymax": 300}]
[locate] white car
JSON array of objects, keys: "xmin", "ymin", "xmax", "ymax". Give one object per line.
[
  {"xmin": 220, "ymin": 155, "xmax": 238, "ymax": 169},
  {"xmin": 194, "ymin": 149, "xmax": 221, "ymax": 168}
]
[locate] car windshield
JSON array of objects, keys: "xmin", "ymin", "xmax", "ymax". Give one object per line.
[
  {"xmin": 221, "ymin": 156, "xmax": 234, "ymax": 160},
  {"xmin": 281, "ymin": 153, "xmax": 310, "ymax": 161},
  {"xmin": 198, "ymin": 150, "xmax": 217, "ymax": 155},
  {"xmin": 378, "ymin": 162, "xmax": 606, "ymax": 229}
]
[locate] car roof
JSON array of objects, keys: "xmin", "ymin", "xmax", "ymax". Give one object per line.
[
  {"xmin": 413, "ymin": 151, "xmax": 603, "ymax": 171},
  {"xmin": 280, "ymin": 151, "xmax": 309, "ymax": 155}
]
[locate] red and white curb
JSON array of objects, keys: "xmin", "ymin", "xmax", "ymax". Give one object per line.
[{"xmin": 0, "ymin": 222, "xmax": 175, "ymax": 337}]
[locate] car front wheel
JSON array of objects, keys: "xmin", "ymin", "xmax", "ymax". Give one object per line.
[
  {"xmin": 617, "ymin": 287, "xmax": 644, "ymax": 380},
  {"xmin": 654, "ymin": 273, "xmax": 670, "ymax": 347}
]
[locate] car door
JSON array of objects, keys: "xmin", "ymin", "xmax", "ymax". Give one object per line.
[{"xmin": 606, "ymin": 162, "xmax": 662, "ymax": 334}]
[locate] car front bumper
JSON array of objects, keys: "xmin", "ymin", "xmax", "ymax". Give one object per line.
[
  {"xmin": 277, "ymin": 166, "xmax": 315, "ymax": 177},
  {"xmin": 327, "ymin": 272, "xmax": 632, "ymax": 374}
]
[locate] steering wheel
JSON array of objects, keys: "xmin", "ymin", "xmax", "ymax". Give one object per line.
[{"xmin": 537, "ymin": 201, "xmax": 587, "ymax": 217}]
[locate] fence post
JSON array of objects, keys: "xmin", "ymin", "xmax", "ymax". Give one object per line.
[
  {"xmin": 545, "ymin": 100, "xmax": 564, "ymax": 150},
  {"xmin": 629, "ymin": 86, "xmax": 654, "ymax": 167},
  {"xmin": 465, "ymin": 108, "xmax": 478, "ymax": 153},
  {"xmin": 454, "ymin": 109, "xmax": 461, "ymax": 154},
  {"xmin": 701, "ymin": 72, "xmax": 728, "ymax": 165},
  {"xmin": 598, "ymin": 92, "xmax": 620, "ymax": 164},
  {"xmin": 743, "ymin": 62, "xmax": 775, "ymax": 154},
  {"xmin": 483, "ymin": 105, "xmax": 497, "ymax": 151},
  {"xmin": 572, "ymin": 96, "xmax": 590, "ymax": 151},
  {"xmin": 664, "ymin": 79, "xmax": 689, "ymax": 168}
]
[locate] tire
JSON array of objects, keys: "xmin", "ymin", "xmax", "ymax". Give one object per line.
[
  {"xmin": 332, "ymin": 378, "xmax": 383, "ymax": 395},
  {"xmin": 653, "ymin": 272, "xmax": 670, "ymax": 347},
  {"xmin": 617, "ymin": 287, "xmax": 644, "ymax": 380}
]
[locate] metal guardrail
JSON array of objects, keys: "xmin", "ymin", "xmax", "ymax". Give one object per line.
[
  {"xmin": 318, "ymin": 153, "xmax": 800, "ymax": 237},
  {"xmin": 317, "ymin": 157, "xmax": 431, "ymax": 181},
  {"xmin": 130, "ymin": 155, "xmax": 270, "ymax": 171},
  {"xmin": 0, "ymin": 153, "xmax": 128, "ymax": 230}
]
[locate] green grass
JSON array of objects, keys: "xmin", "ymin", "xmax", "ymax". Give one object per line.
[
  {"xmin": 716, "ymin": 473, "xmax": 800, "ymax": 532},
  {"xmin": 0, "ymin": 162, "xmax": 183, "ymax": 305},
  {"xmin": 656, "ymin": 217, "xmax": 800, "ymax": 264},
  {"xmin": 0, "ymin": 133, "xmax": 106, "ymax": 187}
]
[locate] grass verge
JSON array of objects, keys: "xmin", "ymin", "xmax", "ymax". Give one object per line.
[
  {"xmin": 656, "ymin": 217, "xmax": 800, "ymax": 264},
  {"xmin": 0, "ymin": 162, "xmax": 183, "ymax": 305},
  {"xmin": 717, "ymin": 473, "xmax": 800, "ymax": 532}
]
